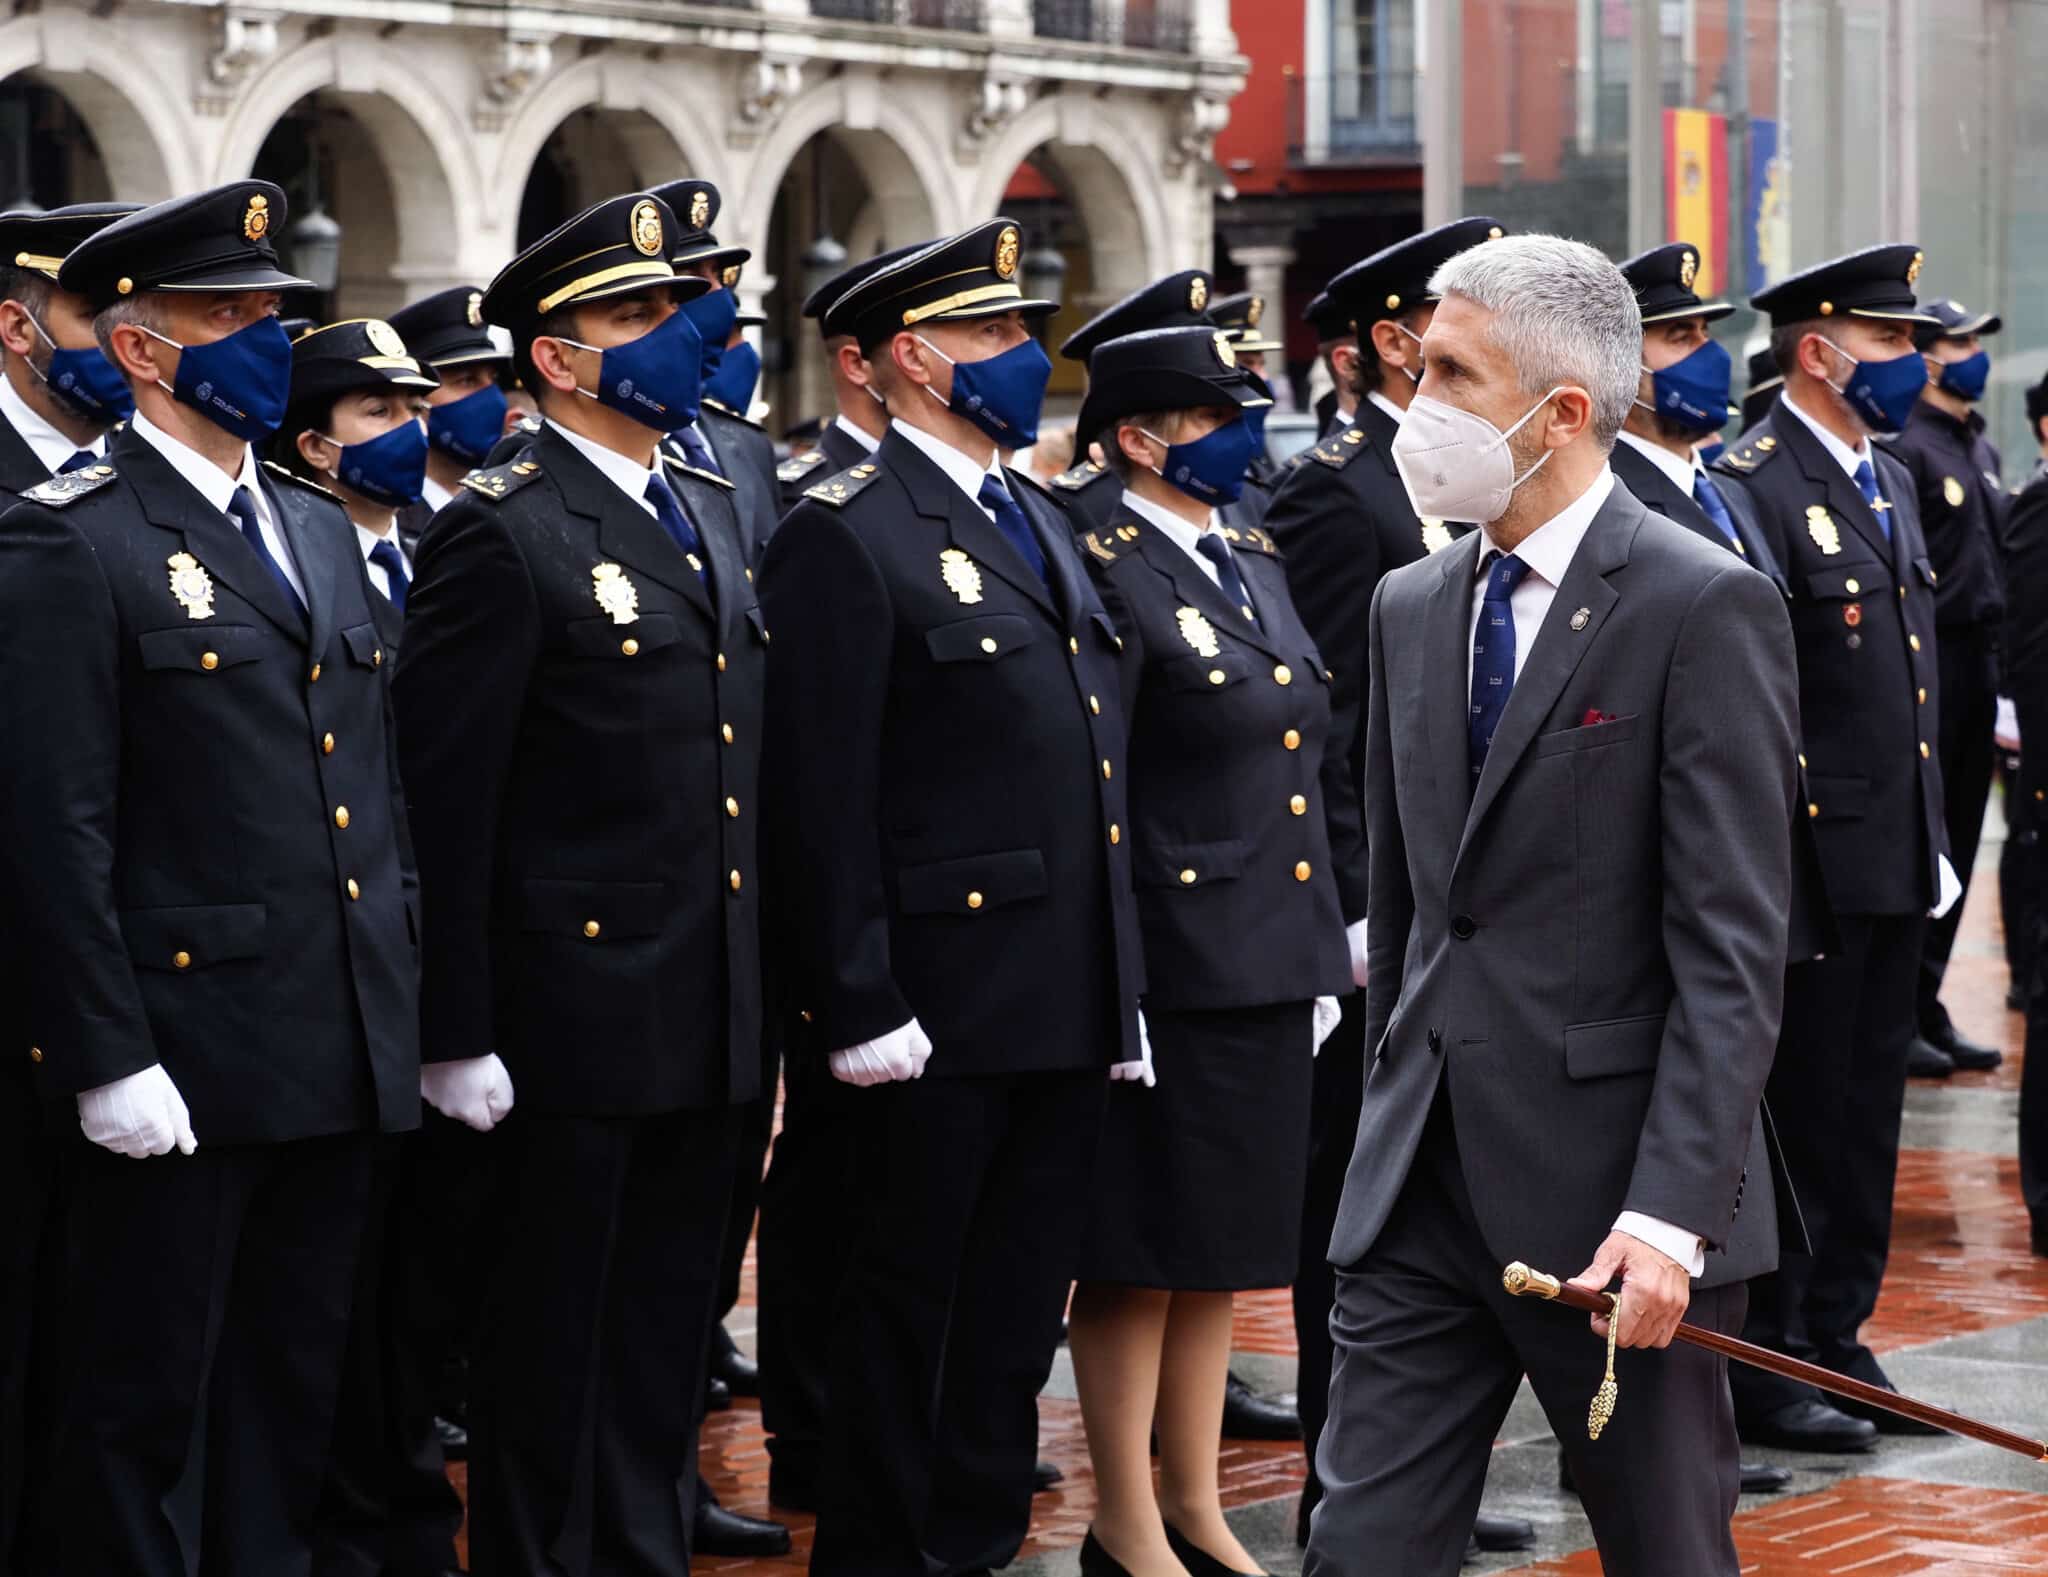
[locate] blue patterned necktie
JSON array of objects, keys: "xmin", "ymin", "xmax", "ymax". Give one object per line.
[
  {"xmin": 1692, "ymin": 471, "xmax": 1743, "ymax": 553},
  {"xmin": 368, "ymin": 538, "xmax": 409, "ymax": 612},
  {"xmin": 1853, "ymin": 459, "xmax": 1891, "ymax": 538},
  {"xmin": 59, "ymin": 449, "xmax": 96, "ymax": 475},
  {"xmin": 673, "ymin": 424, "xmax": 723, "ymax": 479},
  {"xmin": 644, "ymin": 473, "xmax": 707, "ymax": 581},
  {"xmin": 1469, "ymin": 551, "xmax": 1530, "ymax": 781},
  {"xmin": 977, "ymin": 474, "xmax": 1048, "ymax": 587},
  {"xmin": 227, "ymin": 485, "xmax": 306, "ymax": 620},
  {"xmin": 1195, "ymin": 532, "xmax": 1260, "ymax": 627}
]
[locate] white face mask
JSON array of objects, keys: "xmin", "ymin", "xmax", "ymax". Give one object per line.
[{"xmin": 1388, "ymin": 388, "xmax": 1562, "ymax": 524}]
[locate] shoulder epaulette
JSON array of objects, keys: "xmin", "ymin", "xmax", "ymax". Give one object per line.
[
  {"xmin": 1308, "ymin": 426, "xmax": 1372, "ymax": 470},
  {"xmin": 1050, "ymin": 459, "xmax": 1108, "ymax": 492},
  {"xmin": 1238, "ymin": 525, "xmax": 1280, "ymax": 555},
  {"xmin": 512, "ymin": 415, "xmax": 541, "ymax": 438},
  {"xmin": 459, "ymin": 455, "xmax": 546, "ymax": 503},
  {"xmin": 803, "ymin": 461, "xmax": 884, "ymax": 509},
  {"xmin": 702, "ymin": 398, "xmax": 764, "ymax": 431},
  {"xmin": 1082, "ymin": 529, "xmax": 1125, "ymax": 564},
  {"xmin": 1715, "ymin": 433, "xmax": 1780, "ymax": 477},
  {"xmin": 664, "ymin": 455, "xmax": 735, "ymax": 491},
  {"xmin": 261, "ymin": 459, "xmax": 345, "ymax": 506},
  {"xmin": 776, "ymin": 450, "xmax": 830, "ymax": 484},
  {"xmin": 19, "ymin": 462, "xmax": 117, "ymax": 507}
]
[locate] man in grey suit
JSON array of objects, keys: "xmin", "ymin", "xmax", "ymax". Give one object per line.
[{"xmin": 1305, "ymin": 236, "xmax": 1799, "ymax": 1577}]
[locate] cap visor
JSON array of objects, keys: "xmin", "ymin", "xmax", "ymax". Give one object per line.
[
  {"xmin": 1229, "ymin": 334, "xmax": 1285, "ymax": 352},
  {"xmin": 155, "ymin": 266, "xmax": 316, "ymax": 294},
  {"xmin": 1849, "ymin": 306, "xmax": 1943, "ymax": 325},
  {"xmin": 1641, "ymin": 301, "xmax": 1736, "ymax": 325},
  {"xmin": 672, "ymin": 244, "xmax": 752, "ymax": 270},
  {"xmin": 567, "ymin": 271, "xmax": 714, "ymax": 309},
  {"xmin": 427, "ymin": 347, "xmax": 513, "ymax": 368},
  {"xmin": 934, "ymin": 296, "xmax": 1059, "ymax": 323}
]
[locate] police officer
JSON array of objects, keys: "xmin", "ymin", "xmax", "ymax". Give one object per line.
[
  {"xmin": 1301, "ymin": 287, "xmax": 1354, "ymax": 441},
  {"xmin": 1714, "ymin": 245, "xmax": 1951, "ymax": 1453},
  {"xmin": 2007, "ymin": 369, "xmax": 2048, "ymax": 1257},
  {"xmin": 0, "ymin": 179, "xmax": 420, "ymax": 1576},
  {"xmin": 387, "ymin": 285, "xmax": 512, "ymax": 550},
  {"xmin": 392, "ymin": 191, "xmax": 764, "ymax": 1576},
  {"xmin": 1205, "ymin": 290, "xmax": 1287, "ymax": 490},
  {"xmin": 774, "ymin": 243, "xmax": 923, "ymax": 513},
  {"xmin": 1741, "ymin": 344, "xmax": 1784, "ymax": 436},
  {"xmin": 1884, "ymin": 296, "xmax": 2009, "ymax": 1074},
  {"xmin": 759, "ymin": 218, "xmax": 1143, "ymax": 1576}
]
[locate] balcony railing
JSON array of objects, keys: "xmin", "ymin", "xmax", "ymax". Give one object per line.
[
  {"xmin": 1033, "ymin": 0, "xmax": 1191, "ymax": 49},
  {"xmin": 1286, "ymin": 69, "xmax": 1421, "ymax": 164},
  {"xmin": 812, "ymin": 0, "xmax": 983, "ymax": 29}
]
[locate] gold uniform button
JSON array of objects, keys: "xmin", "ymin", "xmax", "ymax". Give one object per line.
[
  {"xmin": 334, "ymin": 806, "xmax": 350, "ymax": 829},
  {"xmin": 1089, "ymin": 695, "xmax": 1101, "ymax": 714},
  {"xmin": 622, "ymin": 638, "xmax": 640, "ymax": 656},
  {"xmin": 716, "ymin": 653, "xmax": 727, "ymax": 672},
  {"xmin": 980, "ymin": 637, "xmax": 998, "ymax": 654},
  {"xmin": 322, "ymin": 732, "xmax": 335, "ymax": 755},
  {"xmin": 309, "ymin": 663, "xmax": 322, "ymax": 683},
  {"xmin": 721, "ymin": 724, "xmax": 734, "ymax": 744},
  {"xmin": 725, "ymin": 797, "xmax": 739, "ymax": 818},
  {"xmin": 1114, "ymin": 636, "xmax": 1124, "ymax": 651},
  {"xmin": 1798, "ymin": 753, "xmax": 1807, "ymax": 769},
  {"xmin": 1918, "ymin": 688, "xmax": 1927, "ymax": 704},
  {"xmin": 1273, "ymin": 664, "xmax": 1293, "ymax": 686},
  {"xmin": 200, "ymin": 651, "xmax": 219, "ymax": 671},
  {"xmin": 1909, "ymin": 634, "xmax": 1922, "ymax": 652},
  {"xmin": 800, "ymin": 1009, "xmax": 814, "ymax": 1023},
  {"xmin": 1844, "ymin": 578, "xmax": 1861, "ymax": 595},
  {"xmin": 1290, "ymin": 794, "xmax": 1307, "ymax": 816},
  {"xmin": 373, "ymin": 649, "xmax": 383, "ymax": 667},
  {"xmin": 584, "ymin": 920, "xmax": 601, "ymax": 938},
  {"xmin": 173, "ymin": 950, "xmax": 192, "ymax": 970},
  {"xmin": 1109, "ymin": 824, "xmax": 1120, "ymax": 845},
  {"xmin": 1069, "ymin": 637, "xmax": 1080, "ymax": 655},
  {"xmin": 1205, "ymin": 668, "xmax": 1225, "ymax": 685},
  {"xmin": 1920, "ymin": 741, "xmax": 1931, "ymax": 759},
  {"xmin": 967, "ymin": 891, "xmax": 985, "ymax": 910},
  {"xmin": 1809, "ymin": 802, "xmax": 1820, "ymax": 819},
  {"xmin": 1295, "ymin": 861, "xmax": 1312, "ymax": 882},
  {"xmin": 729, "ymin": 869, "xmax": 743, "ymax": 892},
  {"xmin": 1284, "ymin": 728, "xmax": 1301, "ymax": 751},
  {"xmin": 28, "ymin": 1046, "xmax": 41, "ymax": 1064},
  {"xmin": 1179, "ymin": 869, "xmax": 1197, "ymax": 885},
  {"xmin": 1102, "ymin": 759, "xmax": 1113, "ymax": 780},
  {"xmin": 346, "ymin": 878, "xmax": 360, "ymax": 901}
]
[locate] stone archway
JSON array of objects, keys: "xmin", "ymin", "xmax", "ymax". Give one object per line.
[{"xmin": 0, "ymin": 12, "xmax": 200, "ymax": 201}]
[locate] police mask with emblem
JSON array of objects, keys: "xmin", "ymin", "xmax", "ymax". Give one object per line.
[
  {"xmin": 0, "ymin": 202, "xmax": 143, "ymax": 429},
  {"xmin": 276, "ymin": 318, "xmax": 441, "ymax": 511},
  {"xmin": 389, "ymin": 284, "xmax": 513, "ymax": 465},
  {"xmin": 482, "ymin": 192, "xmax": 712, "ymax": 438},
  {"xmin": 1078, "ymin": 326, "xmax": 1272, "ymax": 508},
  {"xmin": 835, "ymin": 217, "xmax": 1060, "ymax": 448},
  {"xmin": 59, "ymin": 179, "xmax": 314, "ymax": 444},
  {"xmin": 1619, "ymin": 240, "xmax": 1736, "ymax": 441},
  {"xmin": 1751, "ymin": 243, "xmax": 1938, "ymax": 437},
  {"xmin": 647, "ymin": 179, "xmax": 752, "ymax": 395},
  {"xmin": 1913, "ymin": 296, "xmax": 2002, "ymax": 406}
]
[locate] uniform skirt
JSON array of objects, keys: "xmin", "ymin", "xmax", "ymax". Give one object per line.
[{"xmin": 1078, "ymin": 999, "xmax": 1315, "ymax": 1291}]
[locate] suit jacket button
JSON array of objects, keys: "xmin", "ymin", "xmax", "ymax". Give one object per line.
[
  {"xmin": 200, "ymin": 651, "xmax": 219, "ymax": 671},
  {"xmin": 1451, "ymin": 914, "xmax": 1476, "ymax": 939},
  {"xmin": 1294, "ymin": 861, "xmax": 1312, "ymax": 882},
  {"xmin": 1283, "ymin": 729, "xmax": 1301, "ymax": 751},
  {"xmin": 309, "ymin": 664, "xmax": 321, "ymax": 683},
  {"xmin": 621, "ymin": 638, "xmax": 640, "ymax": 656},
  {"xmin": 729, "ymin": 869, "xmax": 743, "ymax": 892},
  {"xmin": 967, "ymin": 891, "xmax": 985, "ymax": 910},
  {"xmin": 1180, "ymin": 869, "xmax": 1197, "ymax": 885},
  {"xmin": 584, "ymin": 920, "xmax": 600, "ymax": 938},
  {"xmin": 173, "ymin": 951, "xmax": 192, "ymax": 970},
  {"xmin": 28, "ymin": 1046, "xmax": 41, "ymax": 1063}
]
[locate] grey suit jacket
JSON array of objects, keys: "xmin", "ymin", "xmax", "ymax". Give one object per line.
[{"xmin": 1330, "ymin": 479, "xmax": 1798, "ymax": 1290}]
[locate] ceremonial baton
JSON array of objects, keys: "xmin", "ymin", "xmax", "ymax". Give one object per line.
[{"xmin": 1502, "ymin": 1261, "xmax": 2048, "ymax": 1461}]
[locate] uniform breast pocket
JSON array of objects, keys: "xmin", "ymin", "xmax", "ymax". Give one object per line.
[
  {"xmin": 564, "ymin": 613, "xmax": 683, "ymax": 661},
  {"xmin": 119, "ymin": 903, "xmax": 268, "ymax": 972},
  {"xmin": 925, "ymin": 614, "xmax": 1035, "ymax": 664},
  {"xmin": 1163, "ymin": 653, "xmax": 1252, "ymax": 692},
  {"xmin": 1135, "ymin": 838, "xmax": 1248, "ymax": 890},
  {"xmin": 137, "ymin": 624, "xmax": 266, "ymax": 677},
  {"xmin": 338, "ymin": 622, "xmax": 388, "ymax": 672},
  {"xmin": 1802, "ymin": 562, "xmax": 1888, "ymax": 605}
]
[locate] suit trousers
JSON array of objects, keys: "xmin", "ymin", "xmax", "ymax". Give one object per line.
[
  {"xmin": 1305, "ymin": 1092, "xmax": 1744, "ymax": 1577},
  {"xmin": 810, "ymin": 1069, "xmax": 1106, "ymax": 1577},
  {"xmin": 465, "ymin": 1104, "xmax": 739, "ymax": 1577},
  {"xmin": 25, "ymin": 1132, "xmax": 376, "ymax": 1577},
  {"xmin": 1918, "ymin": 627, "xmax": 1998, "ymax": 1035},
  {"xmin": 1735, "ymin": 914, "xmax": 1922, "ymax": 1417},
  {"xmin": 1291, "ymin": 997, "xmax": 1366, "ymax": 1526},
  {"xmin": 2023, "ymin": 985, "xmax": 2048, "ymax": 1234},
  {"xmin": 0, "ymin": 1073, "xmax": 56, "ymax": 1573},
  {"xmin": 2001, "ymin": 750, "xmax": 2037, "ymax": 992}
]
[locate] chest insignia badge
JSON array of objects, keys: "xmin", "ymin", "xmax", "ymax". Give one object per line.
[
  {"xmin": 1943, "ymin": 475, "xmax": 1966, "ymax": 508},
  {"xmin": 939, "ymin": 548, "xmax": 984, "ymax": 605},
  {"xmin": 166, "ymin": 552, "xmax": 215, "ymax": 621},
  {"xmin": 1806, "ymin": 506, "xmax": 1842, "ymax": 556},
  {"xmin": 1177, "ymin": 606, "xmax": 1221, "ymax": 658},
  {"xmin": 592, "ymin": 562, "xmax": 640, "ymax": 625}
]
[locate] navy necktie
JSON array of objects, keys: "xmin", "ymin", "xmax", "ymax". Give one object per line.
[
  {"xmin": 1853, "ymin": 459, "xmax": 1891, "ymax": 538},
  {"xmin": 977, "ymin": 474, "xmax": 1048, "ymax": 587},
  {"xmin": 1692, "ymin": 471, "xmax": 1744, "ymax": 554},
  {"xmin": 227, "ymin": 485, "xmax": 306, "ymax": 620},
  {"xmin": 1195, "ymin": 532, "xmax": 1260, "ymax": 627},
  {"xmin": 368, "ymin": 538, "xmax": 409, "ymax": 612},
  {"xmin": 1469, "ymin": 551, "xmax": 1530, "ymax": 781},
  {"xmin": 645, "ymin": 473, "xmax": 707, "ymax": 581},
  {"xmin": 58, "ymin": 449, "xmax": 96, "ymax": 475},
  {"xmin": 674, "ymin": 425, "xmax": 723, "ymax": 480}
]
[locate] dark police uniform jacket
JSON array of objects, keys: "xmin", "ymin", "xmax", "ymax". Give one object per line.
[
  {"xmin": 1882, "ymin": 402, "xmax": 2006, "ymax": 634},
  {"xmin": 1053, "ymin": 456, "xmax": 1275, "ymax": 543},
  {"xmin": 0, "ymin": 427, "xmax": 420, "ymax": 1142},
  {"xmin": 1610, "ymin": 436, "xmax": 1786, "ymax": 592},
  {"xmin": 1081, "ymin": 503, "xmax": 1349, "ymax": 1009},
  {"xmin": 2003, "ymin": 468, "xmax": 2048, "ymax": 794},
  {"xmin": 759, "ymin": 428, "xmax": 1143, "ymax": 1074},
  {"xmin": 0, "ymin": 407, "xmax": 55, "ymax": 507},
  {"xmin": 699, "ymin": 400, "xmax": 781, "ymax": 561},
  {"xmin": 392, "ymin": 424, "xmax": 763, "ymax": 1117},
  {"xmin": 1716, "ymin": 397, "xmax": 1947, "ymax": 917},
  {"xmin": 775, "ymin": 421, "xmax": 871, "ymax": 517}
]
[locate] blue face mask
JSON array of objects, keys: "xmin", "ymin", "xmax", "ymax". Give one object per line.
[
  {"xmin": 1937, "ymin": 348, "xmax": 1991, "ymax": 402},
  {"xmin": 559, "ymin": 307, "xmax": 704, "ymax": 432},
  {"xmin": 1242, "ymin": 373, "xmax": 1273, "ymax": 455},
  {"xmin": 1141, "ymin": 415, "xmax": 1258, "ymax": 506},
  {"xmin": 1819, "ymin": 335, "xmax": 1928, "ymax": 435},
  {"xmin": 27, "ymin": 314, "xmax": 133, "ymax": 424},
  {"xmin": 426, "ymin": 382, "xmax": 509, "ymax": 464},
  {"xmin": 322, "ymin": 418, "xmax": 429, "ymax": 508},
  {"xmin": 917, "ymin": 333, "xmax": 1053, "ymax": 447},
  {"xmin": 1642, "ymin": 338, "xmax": 1733, "ymax": 436},
  {"xmin": 680, "ymin": 288, "xmax": 738, "ymax": 389},
  {"xmin": 703, "ymin": 338, "xmax": 760, "ymax": 415},
  {"xmin": 1696, "ymin": 437, "xmax": 1727, "ymax": 468},
  {"xmin": 142, "ymin": 315, "xmax": 294, "ymax": 442}
]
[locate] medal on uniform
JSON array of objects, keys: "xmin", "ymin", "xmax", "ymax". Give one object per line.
[
  {"xmin": 939, "ymin": 548, "xmax": 983, "ymax": 605},
  {"xmin": 1806, "ymin": 505, "xmax": 1842, "ymax": 556},
  {"xmin": 1176, "ymin": 606, "xmax": 1221, "ymax": 658},
  {"xmin": 1943, "ymin": 476, "xmax": 1966, "ymax": 508},
  {"xmin": 591, "ymin": 562, "xmax": 640, "ymax": 625},
  {"xmin": 1844, "ymin": 602, "xmax": 1862, "ymax": 628},
  {"xmin": 1420, "ymin": 519, "xmax": 1453, "ymax": 555},
  {"xmin": 166, "ymin": 552, "xmax": 215, "ymax": 620}
]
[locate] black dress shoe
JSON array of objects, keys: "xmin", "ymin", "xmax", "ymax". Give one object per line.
[
  {"xmin": 1473, "ymin": 1513, "xmax": 1535, "ymax": 1552},
  {"xmin": 1164, "ymin": 1521, "xmax": 1259, "ymax": 1576},
  {"xmin": 2009, "ymin": 984, "xmax": 2027, "ymax": 1012},
  {"xmin": 1930, "ymin": 1024, "xmax": 2003, "ymax": 1071},
  {"xmin": 1079, "ymin": 1528, "xmax": 1132, "ymax": 1577},
  {"xmin": 1906, "ymin": 1036, "xmax": 1956, "ymax": 1078},
  {"xmin": 1221, "ymin": 1370, "xmax": 1301, "ymax": 1440},
  {"xmin": 1833, "ymin": 1388, "xmax": 1945, "ymax": 1435},
  {"xmin": 693, "ymin": 1500, "xmax": 793, "ymax": 1557},
  {"xmin": 433, "ymin": 1414, "xmax": 468, "ymax": 1462},
  {"xmin": 705, "ymin": 1373, "xmax": 732, "ymax": 1412},
  {"xmin": 1034, "ymin": 1458, "xmax": 1064, "ymax": 1492},
  {"xmin": 1740, "ymin": 1462, "xmax": 1793, "ymax": 1493},
  {"xmin": 709, "ymin": 1322, "xmax": 761, "ymax": 1397},
  {"xmin": 1738, "ymin": 1398, "xmax": 1877, "ymax": 1453}
]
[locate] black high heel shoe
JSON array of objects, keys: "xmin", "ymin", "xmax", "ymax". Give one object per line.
[
  {"xmin": 1164, "ymin": 1521, "xmax": 1262, "ymax": 1577},
  {"xmin": 1079, "ymin": 1528, "xmax": 1135, "ymax": 1577}
]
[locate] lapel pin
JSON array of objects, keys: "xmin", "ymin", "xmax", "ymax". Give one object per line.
[{"xmin": 1569, "ymin": 607, "xmax": 1590, "ymax": 632}]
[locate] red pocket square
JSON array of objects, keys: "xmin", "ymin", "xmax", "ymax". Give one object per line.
[{"xmin": 1581, "ymin": 708, "xmax": 1618, "ymax": 727}]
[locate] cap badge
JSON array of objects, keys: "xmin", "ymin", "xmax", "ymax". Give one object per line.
[
  {"xmin": 465, "ymin": 291, "xmax": 484, "ymax": 328},
  {"xmin": 1806, "ymin": 505, "xmax": 1842, "ymax": 556},
  {"xmin": 1246, "ymin": 295, "xmax": 1263, "ymax": 327},
  {"xmin": 1943, "ymin": 475, "xmax": 1965, "ymax": 508},
  {"xmin": 1906, "ymin": 251, "xmax": 1924, "ymax": 286},
  {"xmin": 689, "ymin": 190, "xmax": 712, "ymax": 230},
  {"xmin": 1176, "ymin": 606, "xmax": 1221, "ymax": 659},
  {"xmin": 592, "ymin": 562, "xmax": 641, "ymax": 626},
  {"xmin": 631, "ymin": 200, "xmax": 664, "ymax": 257},
  {"xmin": 722, "ymin": 264, "xmax": 741, "ymax": 289},
  {"xmin": 1679, "ymin": 251, "xmax": 1698, "ymax": 290},
  {"xmin": 939, "ymin": 547, "xmax": 984, "ymax": 605},
  {"xmin": 1189, "ymin": 277, "xmax": 1209, "ymax": 312},
  {"xmin": 1212, "ymin": 330, "xmax": 1237, "ymax": 370},
  {"xmin": 366, "ymin": 319, "xmax": 406, "ymax": 358},
  {"xmin": 243, "ymin": 194, "xmax": 270, "ymax": 243},
  {"xmin": 167, "ymin": 553, "xmax": 216, "ymax": 621},
  {"xmin": 993, "ymin": 227, "xmax": 1021, "ymax": 282}
]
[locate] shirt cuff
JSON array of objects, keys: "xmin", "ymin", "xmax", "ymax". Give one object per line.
[{"xmin": 1613, "ymin": 1211, "xmax": 1706, "ymax": 1278}]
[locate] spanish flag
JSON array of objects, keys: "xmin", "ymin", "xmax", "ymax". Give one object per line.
[{"xmin": 1664, "ymin": 108, "xmax": 1728, "ymax": 296}]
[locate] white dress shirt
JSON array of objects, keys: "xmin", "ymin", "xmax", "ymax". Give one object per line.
[
  {"xmin": 1615, "ymin": 429, "xmax": 1704, "ymax": 497},
  {"xmin": 1365, "ymin": 389, "xmax": 1407, "ymax": 428},
  {"xmin": 545, "ymin": 418, "xmax": 659, "ymax": 519},
  {"xmin": 129, "ymin": 409, "xmax": 305, "ymax": 603},
  {"xmin": 1119, "ymin": 488, "xmax": 1222, "ymax": 583},
  {"xmin": 353, "ymin": 522, "xmax": 410, "ymax": 601},
  {"xmin": 1466, "ymin": 465, "xmax": 1705, "ymax": 1277},
  {"xmin": 892, "ymin": 418, "xmax": 1003, "ymax": 521},
  {"xmin": 833, "ymin": 414, "xmax": 881, "ymax": 456},
  {"xmin": 0, "ymin": 367, "xmax": 106, "ymax": 475},
  {"xmin": 1779, "ymin": 388, "xmax": 1876, "ymax": 481},
  {"xmin": 419, "ymin": 474, "xmax": 455, "ymax": 515}
]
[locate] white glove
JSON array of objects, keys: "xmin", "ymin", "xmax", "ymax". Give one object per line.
[
  {"xmin": 77, "ymin": 1063, "xmax": 196, "ymax": 1159},
  {"xmin": 1111, "ymin": 1007, "xmax": 1156, "ymax": 1087},
  {"xmin": 1313, "ymin": 995, "xmax": 1343, "ymax": 1056},
  {"xmin": 828, "ymin": 1019, "xmax": 932, "ymax": 1086},
  {"xmin": 1932, "ymin": 853, "xmax": 1964, "ymax": 921},
  {"xmin": 1345, "ymin": 918, "xmax": 1369, "ymax": 989},
  {"xmin": 1996, "ymin": 695, "xmax": 2022, "ymax": 753},
  {"xmin": 420, "ymin": 1053, "xmax": 516, "ymax": 1132}
]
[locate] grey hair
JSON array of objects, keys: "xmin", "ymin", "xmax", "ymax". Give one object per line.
[
  {"xmin": 93, "ymin": 293, "xmax": 167, "ymax": 362},
  {"xmin": 1426, "ymin": 234, "xmax": 1642, "ymax": 449}
]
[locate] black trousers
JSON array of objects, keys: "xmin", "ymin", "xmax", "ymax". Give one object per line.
[
  {"xmin": 1304, "ymin": 1094, "xmax": 1745, "ymax": 1577},
  {"xmin": 0, "ymin": 1073, "xmax": 56, "ymax": 1574},
  {"xmin": 810, "ymin": 1069, "xmax": 1105, "ymax": 1577},
  {"xmin": 1735, "ymin": 914, "xmax": 1922, "ymax": 1417},
  {"xmin": 25, "ymin": 1132, "xmax": 376, "ymax": 1577},
  {"xmin": 1291, "ymin": 996, "xmax": 1365, "ymax": 1524},
  {"xmin": 1919, "ymin": 626, "xmax": 1998, "ymax": 1036},
  {"xmin": 465, "ymin": 1105, "xmax": 739, "ymax": 1577},
  {"xmin": 2000, "ymin": 749, "xmax": 2036, "ymax": 990}
]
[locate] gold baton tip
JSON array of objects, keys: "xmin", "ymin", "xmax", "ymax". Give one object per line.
[{"xmin": 1502, "ymin": 1262, "xmax": 1562, "ymax": 1299}]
